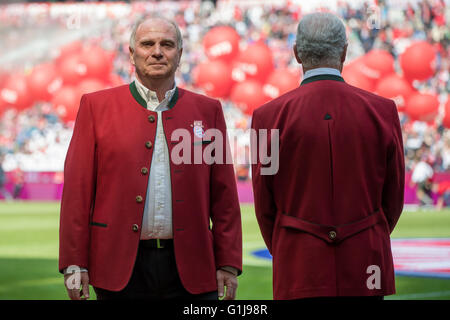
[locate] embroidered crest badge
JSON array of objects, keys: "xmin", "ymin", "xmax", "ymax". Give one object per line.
[{"xmin": 191, "ymin": 121, "xmax": 205, "ymax": 138}]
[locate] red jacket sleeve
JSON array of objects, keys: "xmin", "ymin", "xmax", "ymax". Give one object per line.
[
  {"xmin": 209, "ymin": 101, "xmax": 243, "ymax": 275},
  {"xmin": 382, "ymin": 101, "xmax": 405, "ymax": 233},
  {"xmin": 250, "ymin": 110, "xmax": 277, "ymax": 254},
  {"xmin": 59, "ymin": 95, "xmax": 97, "ymax": 273}
]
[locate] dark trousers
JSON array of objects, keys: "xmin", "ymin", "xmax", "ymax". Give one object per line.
[{"xmin": 94, "ymin": 240, "xmax": 218, "ymax": 300}]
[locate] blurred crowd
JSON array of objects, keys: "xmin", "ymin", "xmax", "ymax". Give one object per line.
[{"xmin": 0, "ymin": 0, "xmax": 449, "ymax": 205}]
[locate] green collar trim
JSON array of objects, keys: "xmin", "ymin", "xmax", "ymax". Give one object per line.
[
  {"xmin": 301, "ymin": 74, "xmax": 345, "ymax": 86},
  {"xmin": 129, "ymin": 81, "xmax": 179, "ymax": 110}
]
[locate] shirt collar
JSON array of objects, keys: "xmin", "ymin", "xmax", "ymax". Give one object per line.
[
  {"xmin": 134, "ymin": 77, "xmax": 177, "ymax": 110},
  {"xmin": 303, "ymin": 67, "xmax": 341, "ymax": 80}
]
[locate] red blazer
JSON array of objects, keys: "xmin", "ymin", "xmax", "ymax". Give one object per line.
[
  {"xmin": 251, "ymin": 74, "xmax": 404, "ymax": 299},
  {"xmin": 59, "ymin": 83, "xmax": 242, "ymax": 294}
]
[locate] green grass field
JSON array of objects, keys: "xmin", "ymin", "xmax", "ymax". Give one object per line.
[{"xmin": 0, "ymin": 202, "xmax": 450, "ymax": 300}]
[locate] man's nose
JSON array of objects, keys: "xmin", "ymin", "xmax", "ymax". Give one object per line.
[{"xmin": 152, "ymin": 44, "xmax": 163, "ymax": 58}]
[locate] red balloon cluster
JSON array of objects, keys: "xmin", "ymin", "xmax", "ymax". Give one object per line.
[
  {"xmin": 197, "ymin": 26, "xmax": 300, "ymax": 115},
  {"xmin": 342, "ymin": 44, "xmax": 439, "ymax": 123},
  {"xmin": 0, "ymin": 41, "xmax": 123, "ymax": 122},
  {"xmin": 343, "ymin": 51, "xmax": 395, "ymax": 93}
]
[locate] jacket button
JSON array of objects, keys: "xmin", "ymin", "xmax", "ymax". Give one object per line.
[
  {"xmin": 145, "ymin": 141, "xmax": 153, "ymax": 149},
  {"xmin": 132, "ymin": 224, "xmax": 139, "ymax": 232},
  {"xmin": 136, "ymin": 195, "xmax": 143, "ymax": 203},
  {"xmin": 148, "ymin": 115, "xmax": 155, "ymax": 123},
  {"xmin": 141, "ymin": 167, "xmax": 148, "ymax": 175},
  {"xmin": 328, "ymin": 230, "xmax": 337, "ymax": 240}
]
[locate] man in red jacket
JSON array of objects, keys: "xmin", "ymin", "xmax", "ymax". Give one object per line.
[
  {"xmin": 251, "ymin": 12, "xmax": 404, "ymax": 300},
  {"xmin": 59, "ymin": 16, "xmax": 242, "ymax": 300}
]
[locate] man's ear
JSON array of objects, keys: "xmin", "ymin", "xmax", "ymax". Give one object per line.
[
  {"xmin": 178, "ymin": 48, "xmax": 183, "ymax": 66},
  {"xmin": 293, "ymin": 44, "xmax": 302, "ymax": 64},
  {"xmin": 341, "ymin": 43, "xmax": 348, "ymax": 64},
  {"xmin": 129, "ymin": 46, "xmax": 135, "ymax": 66}
]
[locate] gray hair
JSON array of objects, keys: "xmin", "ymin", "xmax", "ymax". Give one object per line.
[
  {"xmin": 295, "ymin": 12, "xmax": 347, "ymax": 68},
  {"xmin": 129, "ymin": 16, "xmax": 183, "ymax": 50}
]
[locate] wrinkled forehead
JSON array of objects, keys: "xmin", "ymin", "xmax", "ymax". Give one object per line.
[{"xmin": 135, "ymin": 18, "xmax": 177, "ymax": 42}]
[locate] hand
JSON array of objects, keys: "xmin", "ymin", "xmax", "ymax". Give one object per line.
[
  {"xmin": 216, "ymin": 269, "xmax": 238, "ymax": 300},
  {"xmin": 64, "ymin": 271, "xmax": 90, "ymax": 300}
]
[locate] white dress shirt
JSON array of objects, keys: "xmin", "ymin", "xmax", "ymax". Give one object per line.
[
  {"xmin": 303, "ymin": 67, "xmax": 342, "ymax": 80},
  {"xmin": 134, "ymin": 78, "xmax": 176, "ymax": 240}
]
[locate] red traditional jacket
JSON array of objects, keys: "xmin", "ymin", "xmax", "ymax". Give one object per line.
[
  {"xmin": 251, "ymin": 74, "xmax": 405, "ymax": 299},
  {"xmin": 59, "ymin": 82, "xmax": 242, "ymax": 293}
]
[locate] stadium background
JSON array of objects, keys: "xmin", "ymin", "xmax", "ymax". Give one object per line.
[{"xmin": 0, "ymin": 0, "xmax": 449, "ymax": 299}]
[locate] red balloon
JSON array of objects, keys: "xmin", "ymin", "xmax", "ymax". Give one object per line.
[
  {"xmin": 405, "ymin": 93, "xmax": 439, "ymax": 122},
  {"xmin": 350, "ymin": 56, "xmax": 379, "ymax": 81},
  {"xmin": 230, "ymin": 80, "xmax": 270, "ymax": 115},
  {"xmin": 27, "ymin": 63, "xmax": 62, "ymax": 102},
  {"xmin": 52, "ymin": 86, "xmax": 81, "ymax": 123},
  {"xmin": 203, "ymin": 26, "xmax": 240, "ymax": 62},
  {"xmin": 0, "ymin": 75, "xmax": 32, "ymax": 111},
  {"xmin": 363, "ymin": 50, "xmax": 395, "ymax": 81},
  {"xmin": 79, "ymin": 46, "xmax": 112, "ymax": 81},
  {"xmin": 342, "ymin": 64, "xmax": 375, "ymax": 92},
  {"xmin": 375, "ymin": 74, "xmax": 414, "ymax": 112},
  {"xmin": 194, "ymin": 60, "xmax": 233, "ymax": 98},
  {"xmin": 400, "ymin": 41, "xmax": 436, "ymax": 81},
  {"xmin": 263, "ymin": 68, "xmax": 301, "ymax": 99},
  {"xmin": 78, "ymin": 78, "xmax": 107, "ymax": 95},
  {"xmin": 234, "ymin": 42, "xmax": 274, "ymax": 83},
  {"xmin": 443, "ymin": 99, "xmax": 450, "ymax": 129},
  {"xmin": 58, "ymin": 53, "xmax": 88, "ymax": 86}
]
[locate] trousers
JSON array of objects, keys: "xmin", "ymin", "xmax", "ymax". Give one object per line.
[{"xmin": 94, "ymin": 240, "xmax": 218, "ymax": 300}]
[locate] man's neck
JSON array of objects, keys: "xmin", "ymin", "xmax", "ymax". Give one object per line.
[{"xmin": 135, "ymin": 73, "xmax": 175, "ymax": 102}]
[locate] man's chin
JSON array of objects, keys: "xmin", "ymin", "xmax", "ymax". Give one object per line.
[{"xmin": 144, "ymin": 72, "xmax": 169, "ymax": 79}]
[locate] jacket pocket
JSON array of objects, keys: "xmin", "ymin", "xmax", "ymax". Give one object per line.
[
  {"xmin": 193, "ymin": 140, "xmax": 213, "ymax": 146},
  {"xmin": 89, "ymin": 221, "xmax": 107, "ymax": 228}
]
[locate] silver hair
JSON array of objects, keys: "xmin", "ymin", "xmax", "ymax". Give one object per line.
[
  {"xmin": 129, "ymin": 16, "xmax": 183, "ymax": 50},
  {"xmin": 295, "ymin": 12, "xmax": 347, "ymax": 68}
]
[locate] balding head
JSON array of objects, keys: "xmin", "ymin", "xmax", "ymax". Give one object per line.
[
  {"xmin": 295, "ymin": 12, "xmax": 347, "ymax": 69},
  {"xmin": 130, "ymin": 16, "xmax": 183, "ymax": 51}
]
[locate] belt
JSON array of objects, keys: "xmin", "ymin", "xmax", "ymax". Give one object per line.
[{"xmin": 140, "ymin": 239, "xmax": 173, "ymax": 249}]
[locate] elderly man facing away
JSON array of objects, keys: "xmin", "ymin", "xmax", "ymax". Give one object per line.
[{"xmin": 251, "ymin": 12, "xmax": 405, "ymax": 300}]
